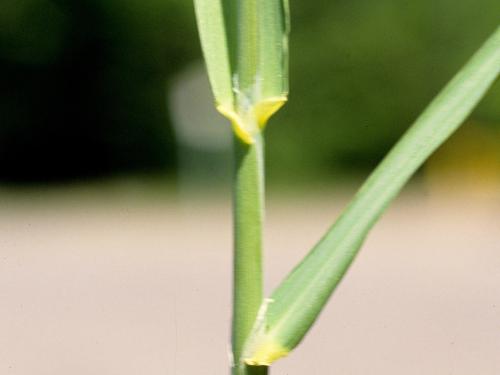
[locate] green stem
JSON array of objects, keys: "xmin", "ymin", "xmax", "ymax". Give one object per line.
[{"xmin": 232, "ymin": 133, "xmax": 267, "ymax": 375}]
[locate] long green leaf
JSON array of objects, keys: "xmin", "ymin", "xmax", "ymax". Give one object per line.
[
  {"xmin": 194, "ymin": 0, "xmax": 289, "ymax": 144},
  {"xmin": 243, "ymin": 26, "xmax": 500, "ymax": 366}
]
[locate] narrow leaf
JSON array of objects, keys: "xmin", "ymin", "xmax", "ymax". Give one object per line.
[
  {"xmin": 243, "ymin": 26, "xmax": 500, "ymax": 366},
  {"xmin": 193, "ymin": 0, "xmax": 234, "ymax": 110}
]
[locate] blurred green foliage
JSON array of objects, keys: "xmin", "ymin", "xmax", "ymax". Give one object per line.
[
  {"xmin": 0, "ymin": 0, "xmax": 498, "ymax": 183},
  {"xmin": 268, "ymin": 0, "xmax": 500, "ymax": 181},
  {"xmin": 0, "ymin": 0, "xmax": 197, "ymax": 182}
]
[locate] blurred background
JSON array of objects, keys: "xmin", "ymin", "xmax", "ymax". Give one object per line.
[{"xmin": 1, "ymin": 1, "xmax": 499, "ymax": 374}]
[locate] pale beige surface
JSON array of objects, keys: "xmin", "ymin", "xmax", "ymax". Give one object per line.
[{"xmin": 1, "ymin": 188, "xmax": 499, "ymax": 374}]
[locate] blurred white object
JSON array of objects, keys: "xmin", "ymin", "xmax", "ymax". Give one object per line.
[
  {"xmin": 169, "ymin": 62, "xmax": 232, "ymax": 192},
  {"xmin": 169, "ymin": 62, "xmax": 231, "ymax": 151}
]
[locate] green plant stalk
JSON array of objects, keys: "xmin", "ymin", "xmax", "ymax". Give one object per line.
[
  {"xmin": 244, "ymin": 26, "xmax": 500, "ymax": 365},
  {"xmin": 194, "ymin": 1, "xmax": 288, "ymax": 372},
  {"xmin": 232, "ymin": 133, "xmax": 267, "ymax": 375}
]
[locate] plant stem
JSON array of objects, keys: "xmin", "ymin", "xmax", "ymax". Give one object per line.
[{"xmin": 232, "ymin": 133, "xmax": 267, "ymax": 375}]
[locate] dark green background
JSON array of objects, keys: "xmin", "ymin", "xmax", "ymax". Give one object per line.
[{"xmin": 1, "ymin": 0, "xmax": 499, "ymax": 184}]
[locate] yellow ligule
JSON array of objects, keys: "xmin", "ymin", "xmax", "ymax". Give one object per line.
[
  {"xmin": 243, "ymin": 338, "xmax": 289, "ymax": 366},
  {"xmin": 253, "ymin": 96, "xmax": 287, "ymax": 130},
  {"xmin": 216, "ymin": 104, "xmax": 255, "ymax": 145},
  {"xmin": 216, "ymin": 96, "xmax": 287, "ymax": 145}
]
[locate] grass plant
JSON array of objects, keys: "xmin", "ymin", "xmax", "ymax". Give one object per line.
[{"xmin": 194, "ymin": 1, "xmax": 500, "ymax": 373}]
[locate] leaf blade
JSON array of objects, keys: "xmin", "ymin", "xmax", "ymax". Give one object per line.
[
  {"xmin": 244, "ymin": 25, "xmax": 500, "ymax": 365},
  {"xmin": 193, "ymin": 0, "xmax": 234, "ymax": 109}
]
